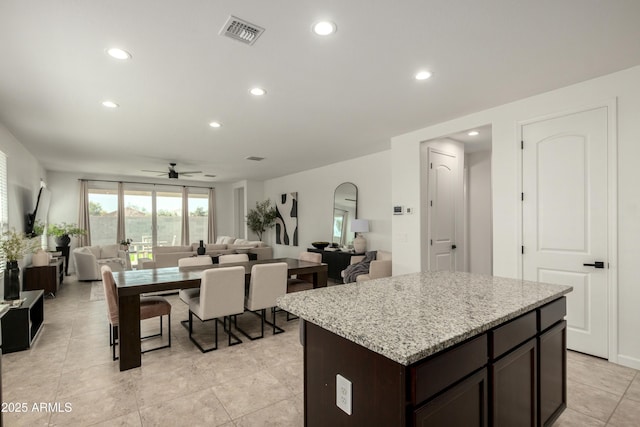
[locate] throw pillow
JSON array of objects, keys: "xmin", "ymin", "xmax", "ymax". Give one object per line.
[{"xmin": 101, "ymin": 244, "xmax": 119, "ymax": 259}]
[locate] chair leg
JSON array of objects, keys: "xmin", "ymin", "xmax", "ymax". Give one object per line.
[
  {"xmin": 264, "ymin": 307, "xmax": 285, "ymax": 335},
  {"xmin": 188, "ymin": 312, "xmax": 242, "ymax": 353},
  {"xmin": 235, "ymin": 309, "xmax": 267, "ymax": 340},
  {"xmin": 141, "ymin": 313, "xmax": 171, "ymax": 355}
]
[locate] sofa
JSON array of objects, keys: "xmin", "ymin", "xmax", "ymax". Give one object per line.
[
  {"xmin": 145, "ymin": 237, "xmax": 273, "ymax": 268},
  {"xmin": 343, "ymin": 250, "xmax": 392, "ymax": 283},
  {"xmin": 73, "ymin": 244, "xmax": 131, "ymax": 281}
]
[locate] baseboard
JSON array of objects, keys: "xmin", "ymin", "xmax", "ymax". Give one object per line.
[{"xmin": 616, "ymin": 354, "xmax": 640, "ymax": 370}]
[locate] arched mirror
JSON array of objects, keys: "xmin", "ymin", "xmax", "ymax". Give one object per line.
[{"xmin": 333, "ymin": 182, "xmax": 358, "ymax": 247}]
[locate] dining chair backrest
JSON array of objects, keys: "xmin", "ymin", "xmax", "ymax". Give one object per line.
[
  {"xmin": 101, "ymin": 265, "xmax": 119, "ymax": 326},
  {"xmin": 219, "ymin": 253, "xmax": 249, "ymax": 264},
  {"xmin": 246, "ymin": 262, "xmax": 288, "ymax": 311},
  {"xmin": 196, "ymin": 266, "xmax": 245, "ymax": 320},
  {"xmin": 299, "ymin": 252, "xmax": 322, "ymax": 263},
  {"xmin": 178, "ymin": 256, "xmax": 213, "ymax": 267}
]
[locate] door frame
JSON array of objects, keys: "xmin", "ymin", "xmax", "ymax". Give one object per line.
[{"xmin": 516, "ymin": 99, "xmax": 618, "ymax": 362}]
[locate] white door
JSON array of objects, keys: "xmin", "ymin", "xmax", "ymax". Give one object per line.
[
  {"xmin": 428, "ymin": 149, "xmax": 458, "ymax": 271},
  {"xmin": 522, "ymin": 107, "xmax": 608, "ymax": 358}
]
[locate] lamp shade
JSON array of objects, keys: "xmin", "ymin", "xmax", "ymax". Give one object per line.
[{"xmin": 350, "ymin": 219, "xmax": 370, "ymax": 233}]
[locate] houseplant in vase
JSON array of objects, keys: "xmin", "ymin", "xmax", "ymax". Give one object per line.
[
  {"xmin": 48, "ymin": 222, "xmax": 86, "ymax": 248},
  {"xmin": 1, "ymin": 228, "xmax": 37, "ymax": 300},
  {"xmin": 246, "ymin": 199, "xmax": 277, "ymax": 241}
]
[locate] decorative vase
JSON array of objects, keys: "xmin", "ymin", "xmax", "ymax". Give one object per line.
[
  {"xmin": 197, "ymin": 240, "xmax": 206, "ymax": 255},
  {"xmin": 32, "ymin": 249, "xmax": 50, "ymax": 267},
  {"xmin": 4, "ymin": 260, "xmax": 21, "ymax": 301},
  {"xmin": 55, "ymin": 234, "xmax": 71, "ymax": 247}
]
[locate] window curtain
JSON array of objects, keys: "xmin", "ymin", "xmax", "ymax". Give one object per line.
[
  {"xmin": 77, "ymin": 180, "xmax": 91, "ymax": 247},
  {"xmin": 116, "ymin": 182, "xmax": 125, "ymax": 245},
  {"xmin": 181, "ymin": 186, "xmax": 189, "ymax": 245},
  {"xmin": 208, "ymin": 188, "xmax": 216, "ymax": 243}
]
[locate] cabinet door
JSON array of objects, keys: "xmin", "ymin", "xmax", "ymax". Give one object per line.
[
  {"xmin": 491, "ymin": 338, "xmax": 537, "ymax": 427},
  {"xmin": 413, "ymin": 368, "xmax": 488, "ymax": 427},
  {"xmin": 539, "ymin": 321, "xmax": 567, "ymax": 426}
]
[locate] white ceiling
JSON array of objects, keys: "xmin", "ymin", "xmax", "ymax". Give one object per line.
[{"xmin": 1, "ymin": 1, "xmax": 639, "ymax": 183}]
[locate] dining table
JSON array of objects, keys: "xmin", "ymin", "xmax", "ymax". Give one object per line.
[{"xmin": 113, "ymin": 257, "xmax": 328, "ymax": 371}]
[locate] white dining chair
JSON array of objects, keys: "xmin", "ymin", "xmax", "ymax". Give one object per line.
[
  {"xmin": 218, "ymin": 253, "xmax": 249, "ymax": 264},
  {"xmin": 178, "ymin": 256, "xmax": 213, "ymax": 304},
  {"xmin": 236, "ymin": 262, "xmax": 288, "ymax": 340},
  {"xmin": 184, "ymin": 266, "xmax": 245, "ymax": 352}
]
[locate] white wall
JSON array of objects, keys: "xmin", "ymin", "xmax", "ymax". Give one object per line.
[
  {"xmin": 264, "ymin": 151, "xmax": 391, "ymax": 259},
  {"xmin": 391, "ymin": 64, "xmax": 640, "ymax": 369},
  {"xmin": 0, "ymin": 124, "xmax": 47, "ymax": 232},
  {"xmin": 466, "ymin": 151, "xmax": 492, "ymax": 275}
]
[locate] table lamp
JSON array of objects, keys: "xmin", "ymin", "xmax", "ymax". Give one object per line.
[{"xmin": 351, "ymin": 219, "xmax": 370, "ymax": 253}]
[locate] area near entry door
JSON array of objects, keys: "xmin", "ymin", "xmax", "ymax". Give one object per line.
[
  {"xmin": 428, "ymin": 148, "xmax": 458, "ymax": 272},
  {"xmin": 522, "ymin": 106, "xmax": 609, "ymax": 358}
]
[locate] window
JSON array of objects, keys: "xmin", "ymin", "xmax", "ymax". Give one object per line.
[
  {"xmin": 156, "ymin": 190, "xmax": 182, "ymax": 246},
  {"xmin": 88, "ymin": 186, "xmax": 118, "ymax": 246},
  {"xmin": 188, "ymin": 192, "xmax": 208, "ymax": 244},
  {"xmin": 123, "ymin": 189, "xmax": 153, "ymax": 261},
  {"xmin": 0, "ymin": 151, "xmax": 8, "ymax": 269}
]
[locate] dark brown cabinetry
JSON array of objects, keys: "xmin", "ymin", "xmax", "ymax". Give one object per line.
[
  {"xmin": 23, "ymin": 257, "xmax": 64, "ymax": 296},
  {"xmin": 1, "ymin": 290, "xmax": 44, "ymax": 353},
  {"xmin": 307, "ymin": 248, "xmax": 363, "ymax": 281},
  {"xmin": 303, "ymin": 297, "xmax": 567, "ymax": 427}
]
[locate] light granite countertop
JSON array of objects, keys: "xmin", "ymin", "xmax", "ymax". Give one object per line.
[{"xmin": 277, "ymin": 271, "xmax": 572, "ymax": 366}]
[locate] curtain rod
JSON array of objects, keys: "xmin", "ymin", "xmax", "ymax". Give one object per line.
[{"xmin": 79, "ymin": 178, "xmax": 214, "ymax": 190}]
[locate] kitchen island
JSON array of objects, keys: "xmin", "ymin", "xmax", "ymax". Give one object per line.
[{"xmin": 278, "ymin": 271, "xmax": 572, "ymax": 427}]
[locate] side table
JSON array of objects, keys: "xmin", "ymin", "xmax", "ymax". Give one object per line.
[
  {"xmin": 23, "ymin": 257, "xmax": 64, "ymax": 296},
  {"xmin": 1, "ymin": 290, "xmax": 44, "ymax": 354}
]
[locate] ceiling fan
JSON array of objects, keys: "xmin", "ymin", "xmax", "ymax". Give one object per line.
[{"xmin": 141, "ymin": 162, "xmax": 202, "ymax": 179}]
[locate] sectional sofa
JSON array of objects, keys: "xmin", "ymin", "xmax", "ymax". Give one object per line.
[{"xmin": 147, "ymin": 237, "xmax": 273, "ymax": 268}]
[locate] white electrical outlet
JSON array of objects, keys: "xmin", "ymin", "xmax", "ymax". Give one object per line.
[{"xmin": 336, "ymin": 374, "xmax": 352, "ymax": 415}]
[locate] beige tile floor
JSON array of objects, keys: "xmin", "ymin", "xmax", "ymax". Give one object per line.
[{"xmin": 2, "ymin": 276, "xmax": 639, "ymax": 426}]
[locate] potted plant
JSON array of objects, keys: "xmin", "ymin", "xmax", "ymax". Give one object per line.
[
  {"xmin": 1, "ymin": 228, "xmax": 38, "ymax": 300},
  {"xmin": 246, "ymin": 199, "xmax": 277, "ymax": 241},
  {"xmin": 48, "ymin": 222, "xmax": 86, "ymax": 247}
]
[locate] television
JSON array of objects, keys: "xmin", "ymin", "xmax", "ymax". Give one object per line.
[{"xmin": 25, "ymin": 186, "xmax": 51, "ymax": 237}]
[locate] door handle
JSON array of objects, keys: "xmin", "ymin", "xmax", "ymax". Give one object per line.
[
  {"xmin": 451, "ymin": 244, "xmax": 457, "ymax": 250},
  {"xmin": 583, "ymin": 261, "xmax": 605, "ymax": 269}
]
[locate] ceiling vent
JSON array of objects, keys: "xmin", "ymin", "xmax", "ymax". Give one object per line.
[
  {"xmin": 220, "ymin": 16, "xmax": 265, "ymax": 46},
  {"xmin": 245, "ymin": 156, "xmax": 265, "ymax": 161}
]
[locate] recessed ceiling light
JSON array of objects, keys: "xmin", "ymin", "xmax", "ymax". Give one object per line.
[
  {"xmin": 415, "ymin": 71, "xmax": 433, "ymax": 80},
  {"xmin": 312, "ymin": 21, "xmax": 337, "ymax": 36},
  {"xmin": 209, "ymin": 121, "xmax": 222, "ymax": 128},
  {"xmin": 468, "ymin": 131, "xmax": 479, "ymax": 136},
  {"xmin": 101, "ymin": 101, "xmax": 119, "ymax": 108},
  {"xmin": 250, "ymin": 87, "xmax": 266, "ymax": 96},
  {"xmin": 106, "ymin": 48, "xmax": 132, "ymax": 60}
]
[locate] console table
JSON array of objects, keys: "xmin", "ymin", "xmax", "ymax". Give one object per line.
[
  {"xmin": 1, "ymin": 290, "xmax": 44, "ymax": 354},
  {"xmin": 23, "ymin": 257, "xmax": 64, "ymax": 296},
  {"xmin": 307, "ymin": 248, "xmax": 363, "ymax": 281}
]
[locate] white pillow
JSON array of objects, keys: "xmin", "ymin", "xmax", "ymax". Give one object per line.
[
  {"xmin": 216, "ymin": 236, "xmax": 231, "ymax": 244},
  {"xmin": 221, "ymin": 236, "xmax": 236, "ymax": 245},
  {"xmin": 101, "ymin": 244, "xmax": 119, "ymax": 259},
  {"xmin": 87, "ymin": 246, "xmax": 102, "ymax": 259}
]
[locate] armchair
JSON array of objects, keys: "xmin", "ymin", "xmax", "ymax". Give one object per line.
[
  {"xmin": 73, "ymin": 245, "xmax": 130, "ymax": 281},
  {"xmin": 343, "ymin": 250, "xmax": 392, "ymax": 283}
]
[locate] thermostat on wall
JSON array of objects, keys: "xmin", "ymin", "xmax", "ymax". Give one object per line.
[{"xmin": 393, "ymin": 206, "xmax": 403, "ymax": 215}]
